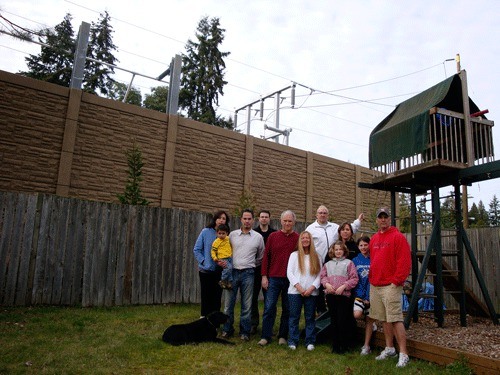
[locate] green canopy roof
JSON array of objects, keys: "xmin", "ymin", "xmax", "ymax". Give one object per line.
[{"xmin": 369, "ymin": 74, "xmax": 482, "ymax": 168}]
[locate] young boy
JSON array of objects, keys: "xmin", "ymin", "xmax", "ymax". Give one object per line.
[
  {"xmin": 211, "ymin": 224, "xmax": 233, "ymax": 289},
  {"xmin": 352, "ymin": 236, "xmax": 377, "ymax": 355}
]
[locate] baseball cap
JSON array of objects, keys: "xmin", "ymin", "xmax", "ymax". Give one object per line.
[{"xmin": 376, "ymin": 207, "xmax": 391, "ymax": 217}]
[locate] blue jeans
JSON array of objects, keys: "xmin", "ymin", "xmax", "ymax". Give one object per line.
[
  {"xmin": 221, "ymin": 257, "xmax": 233, "ymax": 282},
  {"xmin": 288, "ymin": 293, "xmax": 317, "ymax": 346},
  {"xmin": 261, "ymin": 277, "xmax": 289, "ymax": 341},
  {"xmin": 223, "ymin": 268, "xmax": 254, "ymax": 336}
]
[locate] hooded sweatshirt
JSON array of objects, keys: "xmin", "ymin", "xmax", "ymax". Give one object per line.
[{"xmin": 369, "ymin": 226, "xmax": 411, "ymax": 286}]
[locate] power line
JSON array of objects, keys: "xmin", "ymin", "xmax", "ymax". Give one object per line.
[{"xmin": 62, "ymin": 0, "xmax": 446, "ymax": 112}]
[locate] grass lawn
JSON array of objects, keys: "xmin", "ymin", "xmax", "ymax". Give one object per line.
[{"xmin": 0, "ymin": 303, "xmax": 472, "ymax": 374}]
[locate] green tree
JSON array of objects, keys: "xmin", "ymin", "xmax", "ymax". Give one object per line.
[
  {"xmin": 440, "ymin": 192, "xmax": 456, "ymax": 229},
  {"xmin": 468, "ymin": 202, "xmax": 479, "ymax": 227},
  {"xmin": 180, "ymin": 17, "xmax": 233, "ymax": 129},
  {"xmin": 20, "ymin": 13, "xmax": 75, "ymax": 86},
  {"xmin": 117, "ymin": 143, "xmax": 149, "ymax": 206},
  {"xmin": 476, "ymin": 200, "xmax": 489, "ymax": 227},
  {"xmin": 398, "ymin": 193, "xmax": 411, "ymax": 233},
  {"xmin": 109, "ymin": 81, "xmax": 142, "ymax": 106},
  {"xmin": 233, "ymin": 189, "xmax": 257, "ymax": 218},
  {"xmin": 489, "ymin": 195, "xmax": 500, "ymax": 227},
  {"xmin": 143, "ymin": 86, "xmax": 168, "ymax": 112},
  {"xmin": 417, "ymin": 197, "xmax": 431, "ymax": 230},
  {"xmin": 84, "ymin": 11, "xmax": 118, "ymax": 96}
]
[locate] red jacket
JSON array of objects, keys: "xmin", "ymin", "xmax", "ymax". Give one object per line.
[
  {"xmin": 261, "ymin": 230, "xmax": 299, "ymax": 278},
  {"xmin": 369, "ymin": 226, "xmax": 411, "ymax": 286}
]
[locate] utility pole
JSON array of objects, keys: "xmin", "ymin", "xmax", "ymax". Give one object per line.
[{"xmin": 70, "ymin": 22, "xmax": 90, "ymax": 89}]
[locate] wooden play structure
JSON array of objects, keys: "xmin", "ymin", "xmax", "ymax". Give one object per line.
[{"xmin": 360, "ymin": 70, "xmax": 499, "ymax": 328}]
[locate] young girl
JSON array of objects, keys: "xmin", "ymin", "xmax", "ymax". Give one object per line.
[
  {"xmin": 352, "ymin": 236, "xmax": 376, "ymax": 355},
  {"xmin": 321, "ymin": 240, "xmax": 359, "ymax": 353},
  {"xmin": 287, "ymin": 231, "xmax": 322, "ymax": 351}
]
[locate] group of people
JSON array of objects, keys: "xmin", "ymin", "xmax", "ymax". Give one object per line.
[{"xmin": 193, "ymin": 205, "xmax": 412, "ymax": 368}]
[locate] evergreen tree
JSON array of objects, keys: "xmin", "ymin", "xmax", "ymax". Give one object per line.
[
  {"xmin": 180, "ymin": 17, "xmax": 233, "ymax": 129},
  {"xmin": 20, "ymin": 13, "xmax": 75, "ymax": 86},
  {"xmin": 117, "ymin": 143, "xmax": 149, "ymax": 206},
  {"xmin": 440, "ymin": 192, "xmax": 456, "ymax": 229},
  {"xmin": 468, "ymin": 202, "xmax": 479, "ymax": 227},
  {"xmin": 233, "ymin": 189, "xmax": 257, "ymax": 218},
  {"xmin": 398, "ymin": 193, "xmax": 411, "ymax": 233},
  {"xmin": 417, "ymin": 197, "xmax": 431, "ymax": 230},
  {"xmin": 476, "ymin": 200, "xmax": 490, "ymax": 227},
  {"xmin": 489, "ymin": 195, "xmax": 500, "ymax": 227},
  {"xmin": 109, "ymin": 82, "xmax": 142, "ymax": 106},
  {"xmin": 143, "ymin": 86, "xmax": 168, "ymax": 112},
  {"xmin": 84, "ymin": 11, "xmax": 118, "ymax": 96}
]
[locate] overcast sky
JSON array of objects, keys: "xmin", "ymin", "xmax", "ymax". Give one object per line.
[{"xmin": 1, "ymin": 0, "xmax": 499, "ymax": 209}]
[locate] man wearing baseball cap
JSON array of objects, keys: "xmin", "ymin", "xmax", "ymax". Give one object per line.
[{"xmin": 369, "ymin": 207, "xmax": 412, "ymax": 368}]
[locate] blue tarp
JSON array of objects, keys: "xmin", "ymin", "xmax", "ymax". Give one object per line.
[{"xmin": 402, "ymin": 282, "xmax": 446, "ymax": 311}]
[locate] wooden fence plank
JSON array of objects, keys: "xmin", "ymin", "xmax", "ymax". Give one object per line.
[
  {"xmin": 152, "ymin": 208, "xmax": 164, "ymax": 304},
  {"xmin": 132, "ymin": 206, "xmax": 143, "ymax": 305},
  {"xmin": 142, "ymin": 206, "xmax": 153, "ymax": 305},
  {"xmin": 123, "ymin": 206, "xmax": 135, "ymax": 305},
  {"xmin": 15, "ymin": 194, "xmax": 37, "ymax": 305},
  {"xmin": 0, "ymin": 192, "xmax": 15, "ymax": 304},
  {"xmin": 166, "ymin": 208, "xmax": 177, "ymax": 303},
  {"xmin": 160, "ymin": 207, "xmax": 173, "ymax": 303},
  {"xmin": 82, "ymin": 200, "xmax": 98, "ymax": 307},
  {"xmin": 104, "ymin": 203, "xmax": 118, "ymax": 306},
  {"xmin": 71, "ymin": 198, "xmax": 86, "ymax": 305},
  {"xmin": 114, "ymin": 204, "xmax": 129, "ymax": 306},
  {"xmin": 51, "ymin": 197, "xmax": 70, "ymax": 305},
  {"xmin": 4, "ymin": 192, "xmax": 28, "ymax": 305},
  {"xmin": 96, "ymin": 202, "xmax": 110, "ymax": 307}
]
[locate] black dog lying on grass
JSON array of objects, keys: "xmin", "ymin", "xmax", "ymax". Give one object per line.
[{"xmin": 162, "ymin": 311, "xmax": 234, "ymax": 345}]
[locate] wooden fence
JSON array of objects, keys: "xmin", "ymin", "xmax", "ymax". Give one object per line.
[
  {"xmin": 0, "ymin": 192, "xmax": 498, "ymax": 310},
  {"xmin": 0, "ymin": 192, "xmax": 209, "ymax": 307},
  {"xmin": 405, "ymin": 228, "xmax": 500, "ymax": 312}
]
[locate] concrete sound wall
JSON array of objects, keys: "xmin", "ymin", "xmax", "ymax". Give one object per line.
[{"xmin": 0, "ymin": 70, "xmax": 381, "ymax": 223}]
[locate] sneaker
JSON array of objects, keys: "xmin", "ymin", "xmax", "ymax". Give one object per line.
[
  {"xmin": 220, "ymin": 331, "xmax": 232, "ymax": 338},
  {"xmin": 258, "ymin": 338, "xmax": 268, "ymax": 346},
  {"xmin": 376, "ymin": 347, "xmax": 397, "ymax": 360},
  {"xmin": 307, "ymin": 344, "xmax": 315, "ymax": 351},
  {"xmin": 240, "ymin": 334, "xmax": 249, "ymax": 342},
  {"xmin": 288, "ymin": 345, "xmax": 296, "ymax": 350},
  {"xmin": 396, "ymin": 353, "xmax": 410, "ymax": 368},
  {"xmin": 278, "ymin": 338, "xmax": 287, "ymax": 345},
  {"xmin": 360, "ymin": 345, "xmax": 371, "ymax": 355}
]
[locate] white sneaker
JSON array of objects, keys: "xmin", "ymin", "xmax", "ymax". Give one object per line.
[
  {"xmin": 396, "ymin": 353, "xmax": 410, "ymax": 368},
  {"xmin": 278, "ymin": 337, "xmax": 287, "ymax": 345},
  {"xmin": 307, "ymin": 344, "xmax": 315, "ymax": 351},
  {"xmin": 258, "ymin": 338, "xmax": 268, "ymax": 346},
  {"xmin": 288, "ymin": 345, "xmax": 296, "ymax": 350},
  {"xmin": 360, "ymin": 345, "xmax": 371, "ymax": 355},
  {"xmin": 376, "ymin": 347, "xmax": 397, "ymax": 360}
]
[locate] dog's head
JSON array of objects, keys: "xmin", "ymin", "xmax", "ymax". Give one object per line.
[{"xmin": 207, "ymin": 311, "xmax": 229, "ymax": 326}]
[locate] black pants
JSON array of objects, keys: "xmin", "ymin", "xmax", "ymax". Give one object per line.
[
  {"xmin": 326, "ymin": 294, "xmax": 357, "ymax": 352},
  {"xmin": 199, "ymin": 269, "xmax": 223, "ymax": 317},
  {"xmin": 316, "ymin": 285, "xmax": 327, "ymax": 314},
  {"xmin": 251, "ymin": 265, "xmax": 263, "ymax": 328}
]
